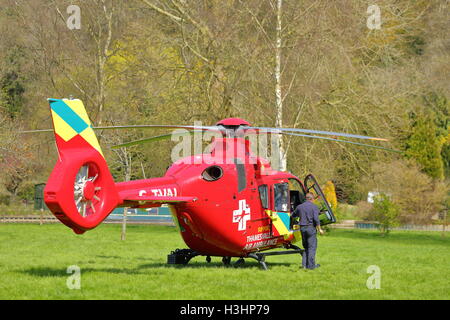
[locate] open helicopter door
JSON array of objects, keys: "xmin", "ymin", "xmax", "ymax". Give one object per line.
[{"xmin": 303, "ymin": 174, "xmax": 336, "ymax": 226}]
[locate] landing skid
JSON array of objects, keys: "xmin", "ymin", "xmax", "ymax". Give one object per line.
[
  {"xmin": 167, "ymin": 244, "xmax": 304, "ymax": 270},
  {"xmin": 167, "ymin": 249, "xmax": 233, "ymax": 266}
]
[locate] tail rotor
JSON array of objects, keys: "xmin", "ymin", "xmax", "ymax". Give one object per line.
[{"xmin": 74, "ymin": 163, "xmax": 102, "ymax": 217}]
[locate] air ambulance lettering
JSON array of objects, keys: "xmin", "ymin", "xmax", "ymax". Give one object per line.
[
  {"xmin": 243, "ymin": 239, "xmax": 278, "ymax": 250},
  {"xmin": 246, "ymin": 232, "xmax": 271, "ymax": 243}
]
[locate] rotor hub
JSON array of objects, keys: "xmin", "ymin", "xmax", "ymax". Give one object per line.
[
  {"xmin": 73, "ymin": 164, "xmax": 101, "ymax": 217},
  {"xmin": 82, "ymin": 180, "xmax": 95, "ymax": 200},
  {"xmin": 215, "ymin": 118, "xmax": 251, "ymax": 127}
]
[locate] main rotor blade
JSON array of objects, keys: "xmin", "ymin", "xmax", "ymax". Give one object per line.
[
  {"xmin": 113, "ymin": 129, "xmax": 398, "ymax": 152},
  {"xmin": 111, "ymin": 131, "xmax": 203, "ymax": 149},
  {"xmin": 20, "ymin": 125, "xmax": 222, "ymax": 134},
  {"xmin": 20, "ymin": 124, "xmax": 389, "ymax": 144},
  {"xmin": 20, "ymin": 129, "xmax": 53, "ymax": 133},
  {"xmin": 93, "ymin": 124, "xmax": 221, "ymax": 131},
  {"xmin": 282, "ymin": 132, "xmax": 400, "ymax": 152},
  {"xmin": 251, "ymin": 127, "xmax": 389, "ymax": 142}
]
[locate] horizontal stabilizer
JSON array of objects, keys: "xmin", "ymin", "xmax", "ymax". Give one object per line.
[{"xmin": 122, "ymin": 195, "xmax": 197, "ymax": 203}]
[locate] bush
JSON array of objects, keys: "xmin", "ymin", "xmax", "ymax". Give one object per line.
[
  {"xmin": 0, "ymin": 193, "xmax": 11, "ymax": 205},
  {"xmin": 323, "ymin": 181, "xmax": 338, "ymax": 211},
  {"xmin": 404, "ymin": 116, "xmax": 444, "ymax": 180},
  {"xmin": 371, "ymin": 193, "xmax": 400, "ymax": 236},
  {"xmin": 354, "ymin": 201, "xmax": 374, "ymax": 221},
  {"xmin": 17, "ymin": 181, "xmax": 36, "ymax": 202}
]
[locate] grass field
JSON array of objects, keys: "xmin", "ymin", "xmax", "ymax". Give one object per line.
[{"xmin": 0, "ymin": 223, "xmax": 449, "ymax": 300}]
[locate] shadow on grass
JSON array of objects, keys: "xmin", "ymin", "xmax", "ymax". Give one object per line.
[
  {"xmin": 21, "ymin": 258, "xmax": 296, "ymax": 277},
  {"xmin": 22, "ymin": 266, "xmax": 142, "ymax": 277},
  {"xmin": 138, "ymin": 260, "xmax": 294, "ymax": 270},
  {"xmin": 329, "ymin": 228, "xmax": 450, "ymax": 247},
  {"xmin": 95, "ymin": 255, "xmax": 122, "ymax": 259}
]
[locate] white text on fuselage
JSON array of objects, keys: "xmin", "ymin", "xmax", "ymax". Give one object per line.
[
  {"xmin": 246, "ymin": 232, "xmax": 271, "ymax": 243},
  {"xmin": 243, "ymin": 239, "xmax": 278, "ymax": 250},
  {"xmin": 139, "ymin": 188, "xmax": 178, "ymax": 197},
  {"xmin": 243, "ymin": 232, "xmax": 277, "ymax": 250}
]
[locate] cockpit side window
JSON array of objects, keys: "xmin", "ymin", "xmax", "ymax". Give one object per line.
[
  {"xmin": 274, "ymin": 182, "xmax": 289, "ymax": 212},
  {"xmin": 234, "ymin": 158, "xmax": 246, "ymax": 193},
  {"xmin": 258, "ymin": 184, "xmax": 269, "ymax": 209}
]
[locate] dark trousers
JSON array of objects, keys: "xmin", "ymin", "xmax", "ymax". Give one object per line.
[{"xmin": 300, "ymin": 226, "xmax": 317, "ymax": 269}]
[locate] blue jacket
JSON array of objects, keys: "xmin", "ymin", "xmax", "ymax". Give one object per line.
[{"xmin": 293, "ymin": 201, "xmax": 320, "ymax": 227}]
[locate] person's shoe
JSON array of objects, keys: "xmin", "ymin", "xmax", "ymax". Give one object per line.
[{"xmin": 305, "ymin": 264, "xmax": 320, "ymax": 270}]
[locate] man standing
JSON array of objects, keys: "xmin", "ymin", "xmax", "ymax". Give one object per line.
[{"xmin": 292, "ymin": 193, "xmax": 324, "ymax": 269}]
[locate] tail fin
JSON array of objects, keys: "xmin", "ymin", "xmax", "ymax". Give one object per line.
[{"xmin": 44, "ymin": 98, "xmax": 120, "ymax": 234}]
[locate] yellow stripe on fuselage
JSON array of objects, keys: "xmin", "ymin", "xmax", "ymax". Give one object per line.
[{"xmin": 265, "ymin": 210, "xmax": 291, "ymax": 240}]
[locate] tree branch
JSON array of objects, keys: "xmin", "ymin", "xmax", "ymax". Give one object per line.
[{"xmin": 140, "ymin": 0, "xmax": 182, "ymax": 22}]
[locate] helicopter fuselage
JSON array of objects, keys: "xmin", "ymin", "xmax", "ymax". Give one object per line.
[{"xmin": 115, "ymin": 137, "xmax": 302, "ymax": 257}]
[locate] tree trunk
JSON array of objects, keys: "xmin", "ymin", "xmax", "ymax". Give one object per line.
[{"xmin": 274, "ymin": 0, "xmax": 287, "ymax": 172}]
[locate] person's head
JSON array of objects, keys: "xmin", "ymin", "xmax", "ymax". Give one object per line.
[{"xmin": 305, "ymin": 193, "xmax": 315, "ymax": 201}]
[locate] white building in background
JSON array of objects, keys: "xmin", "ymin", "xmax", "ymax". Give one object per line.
[
  {"xmin": 367, "ymin": 191, "xmax": 392, "ymax": 203},
  {"xmin": 367, "ymin": 191, "xmax": 379, "ymax": 204}
]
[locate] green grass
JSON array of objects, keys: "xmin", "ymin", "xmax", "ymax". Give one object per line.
[{"xmin": 0, "ymin": 223, "xmax": 449, "ymax": 299}]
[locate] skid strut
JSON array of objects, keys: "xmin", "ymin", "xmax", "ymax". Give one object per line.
[{"xmin": 247, "ymin": 244, "xmax": 304, "ymax": 270}]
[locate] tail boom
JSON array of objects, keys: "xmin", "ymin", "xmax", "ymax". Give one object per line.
[
  {"xmin": 44, "ymin": 98, "xmax": 120, "ymax": 234},
  {"xmin": 43, "ymin": 98, "xmax": 193, "ymax": 234}
]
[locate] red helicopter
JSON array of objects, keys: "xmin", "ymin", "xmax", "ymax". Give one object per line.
[{"xmin": 33, "ymin": 98, "xmax": 391, "ymax": 269}]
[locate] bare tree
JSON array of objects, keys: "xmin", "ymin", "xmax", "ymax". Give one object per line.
[
  {"xmin": 273, "ymin": 0, "xmax": 286, "ymax": 171},
  {"xmin": 52, "ymin": 0, "xmax": 117, "ymax": 125},
  {"xmin": 138, "ymin": 0, "xmax": 237, "ymax": 120}
]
